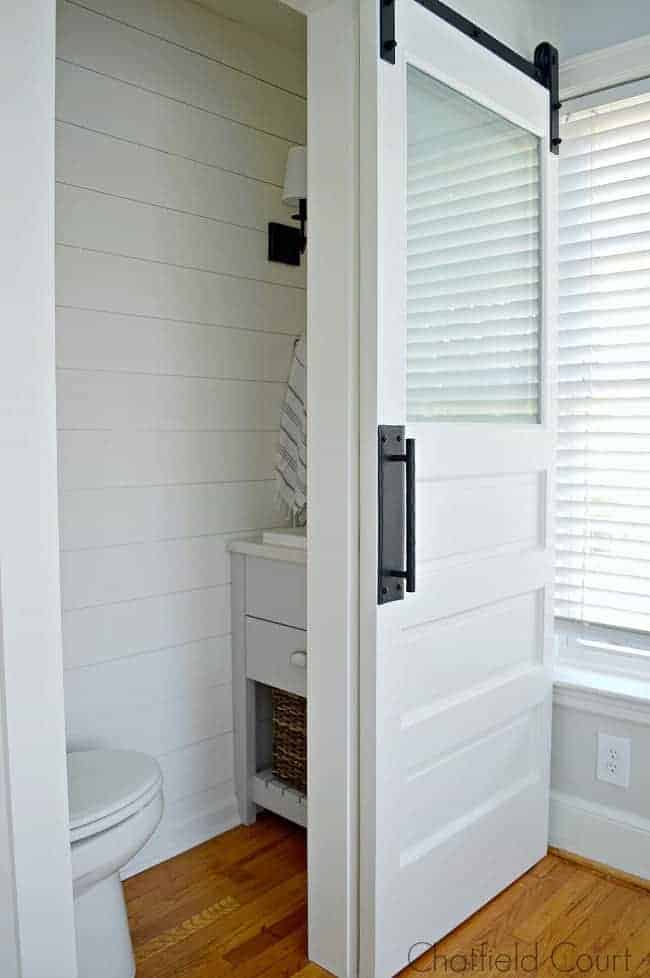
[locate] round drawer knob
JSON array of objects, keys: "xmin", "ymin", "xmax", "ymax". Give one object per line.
[{"xmin": 290, "ymin": 651, "xmax": 307, "ymax": 669}]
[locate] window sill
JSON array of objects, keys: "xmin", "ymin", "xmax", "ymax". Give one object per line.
[{"xmin": 553, "ymin": 665, "xmax": 650, "ymax": 724}]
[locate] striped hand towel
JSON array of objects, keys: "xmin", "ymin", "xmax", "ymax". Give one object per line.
[{"xmin": 275, "ymin": 335, "xmax": 307, "ymax": 518}]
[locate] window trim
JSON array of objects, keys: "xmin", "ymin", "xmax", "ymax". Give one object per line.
[
  {"xmin": 555, "ymin": 52, "xmax": 650, "ymax": 679},
  {"xmin": 556, "ymin": 619, "xmax": 650, "ymax": 682}
]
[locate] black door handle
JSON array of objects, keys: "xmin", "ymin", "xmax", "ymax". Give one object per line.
[
  {"xmin": 405, "ymin": 437, "xmax": 416, "ymax": 593},
  {"xmin": 378, "ymin": 425, "xmax": 416, "ymax": 604}
]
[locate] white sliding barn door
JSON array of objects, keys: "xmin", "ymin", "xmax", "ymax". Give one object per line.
[{"xmin": 359, "ymin": 2, "xmax": 557, "ymax": 976}]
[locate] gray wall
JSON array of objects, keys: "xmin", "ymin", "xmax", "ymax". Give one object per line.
[
  {"xmin": 556, "ymin": 0, "xmax": 650, "ymax": 58},
  {"xmin": 553, "ymin": 704, "xmax": 650, "ymax": 821},
  {"xmin": 452, "ymin": 0, "xmax": 558, "ymax": 59},
  {"xmin": 550, "ymin": 696, "xmax": 650, "ymax": 878}
]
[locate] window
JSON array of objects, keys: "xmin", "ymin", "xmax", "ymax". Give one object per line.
[{"xmin": 556, "ymin": 90, "xmax": 650, "ymax": 649}]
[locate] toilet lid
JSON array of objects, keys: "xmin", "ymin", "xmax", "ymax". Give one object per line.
[{"xmin": 68, "ymin": 750, "xmax": 162, "ymax": 842}]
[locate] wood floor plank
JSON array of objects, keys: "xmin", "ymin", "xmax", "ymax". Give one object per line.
[
  {"xmin": 528, "ymin": 853, "xmax": 564, "ymax": 878},
  {"xmin": 530, "ymin": 882, "xmax": 640, "ymax": 978},
  {"xmin": 135, "ymin": 873, "xmax": 308, "ymax": 978},
  {"xmin": 126, "ymin": 815, "xmax": 296, "ymax": 905},
  {"xmin": 550, "ymin": 846, "xmax": 650, "ymax": 894},
  {"xmin": 124, "ymin": 820, "xmax": 650, "ymax": 978},
  {"xmin": 509, "ymin": 864, "xmax": 597, "ymax": 943},
  {"xmin": 404, "ymin": 860, "xmax": 577, "ymax": 974},
  {"xmin": 130, "ymin": 831, "xmax": 305, "ymax": 941}
]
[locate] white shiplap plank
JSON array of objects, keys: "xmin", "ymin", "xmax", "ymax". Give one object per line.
[
  {"xmin": 59, "ymin": 481, "xmax": 279, "ymax": 549},
  {"xmin": 56, "ymin": 308, "xmax": 296, "ymax": 382},
  {"xmin": 65, "ymin": 678, "xmax": 233, "ymax": 755},
  {"xmin": 57, "ymin": 2, "xmax": 306, "ymax": 142},
  {"xmin": 199, "ymin": 0, "xmax": 306, "ymax": 53},
  {"xmin": 61, "ymin": 534, "xmax": 232, "ymax": 610},
  {"xmin": 55, "ymin": 0, "xmax": 306, "ymax": 868},
  {"xmin": 66, "ymin": 0, "xmax": 306, "ymax": 96},
  {"xmin": 56, "ymin": 246, "xmax": 305, "ymax": 335},
  {"xmin": 55, "ymin": 184, "xmax": 305, "ymax": 289},
  {"xmin": 158, "ymin": 735, "xmax": 234, "ymax": 801},
  {"xmin": 56, "ymin": 122, "xmax": 291, "ymax": 232},
  {"xmin": 58, "ymin": 430, "xmax": 276, "ymax": 489},
  {"xmin": 56, "ymin": 61, "xmax": 291, "ymax": 186},
  {"xmin": 62, "ymin": 584, "xmax": 230, "ymax": 668},
  {"xmin": 64, "ymin": 636, "xmax": 231, "ymax": 706},
  {"xmin": 56, "ymin": 369, "xmax": 285, "ymax": 432}
]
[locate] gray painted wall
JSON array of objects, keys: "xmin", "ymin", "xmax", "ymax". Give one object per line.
[
  {"xmin": 452, "ymin": 0, "xmax": 558, "ymax": 59},
  {"xmin": 555, "ymin": 0, "xmax": 650, "ymax": 58}
]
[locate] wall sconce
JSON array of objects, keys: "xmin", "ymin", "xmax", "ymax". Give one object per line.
[{"xmin": 268, "ymin": 146, "xmax": 307, "ymax": 266}]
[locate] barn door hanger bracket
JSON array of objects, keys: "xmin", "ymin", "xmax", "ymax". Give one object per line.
[
  {"xmin": 379, "ymin": 0, "xmax": 561, "ymax": 154},
  {"xmin": 380, "ymin": 0, "xmax": 397, "ymax": 63},
  {"xmin": 534, "ymin": 41, "xmax": 562, "ymax": 155}
]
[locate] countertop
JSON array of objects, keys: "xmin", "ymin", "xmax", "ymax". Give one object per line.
[{"xmin": 227, "ymin": 535, "xmax": 307, "ymax": 565}]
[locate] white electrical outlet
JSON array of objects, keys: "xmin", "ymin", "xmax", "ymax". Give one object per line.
[{"xmin": 597, "ymin": 732, "xmax": 631, "ymax": 788}]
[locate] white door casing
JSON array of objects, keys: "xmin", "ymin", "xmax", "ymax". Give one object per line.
[{"xmin": 360, "ymin": 3, "xmax": 558, "ymax": 977}]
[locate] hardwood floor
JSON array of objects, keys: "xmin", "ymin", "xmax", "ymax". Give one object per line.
[{"xmin": 124, "ymin": 814, "xmax": 650, "ymax": 977}]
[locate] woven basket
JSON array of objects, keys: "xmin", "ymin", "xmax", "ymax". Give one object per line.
[{"xmin": 271, "ymin": 688, "xmax": 307, "ymax": 795}]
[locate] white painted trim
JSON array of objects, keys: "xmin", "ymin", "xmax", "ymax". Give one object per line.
[
  {"xmin": 123, "ymin": 791, "xmax": 240, "ymax": 879},
  {"xmin": 0, "ymin": 630, "xmax": 20, "ymax": 978},
  {"xmin": 550, "ymin": 790, "xmax": 650, "ymax": 880},
  {"xmin": 0, "ymin": 0, "xmax": 78, "ymax": 974},
  {"xmin": 553, "ymin": 674, "xmax": 650, "ymax": 726},
  {"xmin": 282, "ymin": 0, "xmax": 335, "ymax": 12},
  {"xmin": 556, "ymin": 620, "xmax": 650, "ymax": 684},
  {"xmin": 305, "ymin": 1, "xmax": 358, "ymax": 976},
  {"xmin": 560, "ymin": 33, "xmax": 650, "ymax": 100}
]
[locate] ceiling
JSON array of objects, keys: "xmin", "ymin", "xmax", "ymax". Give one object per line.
[{"xmin": 196, "ymin": 0, "xmax": 306, "ymax": 52}]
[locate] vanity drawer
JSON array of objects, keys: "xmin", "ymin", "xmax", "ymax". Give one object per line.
[
  {"xmin": 245, "ymin": 557, "xmax": 306, "ymax": 628},
  {"xmin": 246, "ymin": 616, "xmax": 307, "ymax": 698}
]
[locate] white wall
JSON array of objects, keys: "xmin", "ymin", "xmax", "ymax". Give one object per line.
[
  {"xmin": 200, "ymin": 0, "xmax": 306, "ymax": 52},
  {"xmin": 554, "ymin": 0, "xmax": 650, "ymax": 59},
  {"xmin": 0, "ymin": 630, "xmax": 19, "ymax": 978},
  {"xmin": 0, "ymin": 0, "xmax": 78, "ymax": 974},
  {"xmin": 56, "ymin": 0, "xmax": 306, "ymax": 874}
]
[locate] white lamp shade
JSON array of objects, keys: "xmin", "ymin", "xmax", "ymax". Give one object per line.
[{"xmin": 282, "ymin": 146, "xmax": 307, "ymax": 207}]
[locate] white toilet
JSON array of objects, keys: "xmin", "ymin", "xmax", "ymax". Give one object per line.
[{"xmin": 68, "ymin": 750, "xmax": 164, "ymax": 978}]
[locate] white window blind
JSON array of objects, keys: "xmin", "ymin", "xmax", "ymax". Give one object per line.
[
  {"xmin": 406, "ymin": 66, "xmax": 541, "ymax": 424},
  {"xmin": 557, "ymin": 92, "xmax": 650, "ymax": 634}
]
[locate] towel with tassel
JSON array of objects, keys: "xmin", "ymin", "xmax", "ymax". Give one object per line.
[{"xmin": 275, "ymin": 335, "xmax": 307, "ymax": 517}]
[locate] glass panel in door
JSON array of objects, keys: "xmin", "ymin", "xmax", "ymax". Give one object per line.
[{"xmin": 406, "ymin": 66, "xmax": 542, "ymax": 423}]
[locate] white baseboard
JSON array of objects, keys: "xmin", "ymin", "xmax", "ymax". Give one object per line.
[
  {"xmin": 122, "ymin": 786, "xmax": 240, "ymax": 879},
  {"xmin": 550, "ymin": 790, "xmax": 650, "ymax": 880}
]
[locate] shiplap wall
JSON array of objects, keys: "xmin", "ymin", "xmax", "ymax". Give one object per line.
[{"xmin": 55, "ymin": 0, "xmax": 306, "ymax": 874}]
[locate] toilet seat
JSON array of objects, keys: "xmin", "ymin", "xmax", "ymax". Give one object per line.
[{"xmin": 68, "ymin": 750, "xmax": 163, "ymax": 843}]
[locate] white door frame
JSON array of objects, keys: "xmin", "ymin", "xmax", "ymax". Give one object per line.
[
  {"xmin": 1, "ymin": 0, "xmax": 361, "ymax": 975},
  {"xmin": 0, "ymin": 1, "xmax": 78, "ymax": 976},
  {"xmin": 284, "ymin": 1, "xmax": 361, "ymax": 975}
]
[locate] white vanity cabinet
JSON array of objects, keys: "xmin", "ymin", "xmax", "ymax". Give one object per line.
[{"xmin": 229, "ymin": 540, "xmax": 307, "ymax": 828}]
